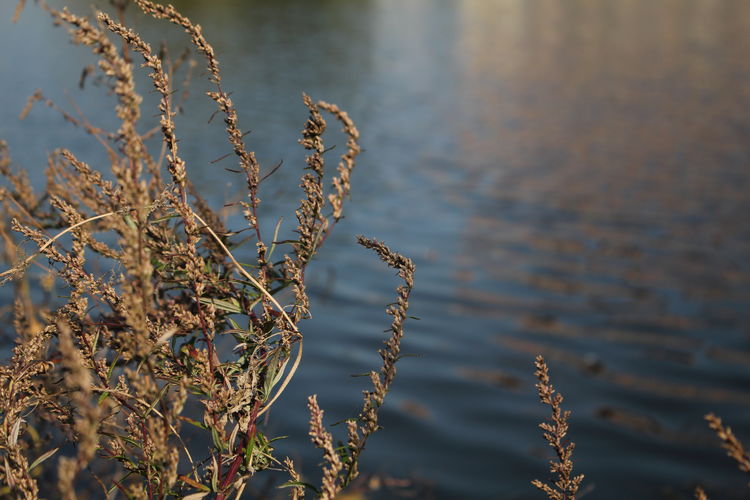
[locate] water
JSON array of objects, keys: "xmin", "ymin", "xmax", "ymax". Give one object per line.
[{"xmin": 2, "ymin": 1, "xmax": 750, "ymax": 498}]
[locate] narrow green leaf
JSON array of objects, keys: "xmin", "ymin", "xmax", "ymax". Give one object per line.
[
  {"xmin": 211, "ymin": 456, "xmax": 219, "ymax": 492},
  {"xmin": 144, "ymin": 383, "xmax": 170, "ymax": 417},
  {"xmin": 107, "ymin": 351, "xmax": 121, "ymax": 380},
  {"xmin": 211, "ymin": 426, "xmax": 225, "ymax": 452},
  {"xmin": 267, "ymin": 217, "xmax": 284, "ymax": 260},
  {"xmin": 29, "ymin": 447, "xmax": 59, "ymax": 471},
  {"xmin": 265, "ymin": 356, "xmax": 288, "ymax": 399},
  {"xmin": 123, "ymin": 214, "xmax": 137, "ymax": 230},
  {"xmin": 149, "ymin": 213, "xmax": 179, "ymax": 224},
  {"xmin": 90, "ymin": 329, "xmax": 100, "ymax": 354},
  {"xmin": 110, "ymin": 472, "xmax": 136, "ymax": 497},
  {"xmin": 278, "ymin": 481, "xmax": 320, "ymax": 494},
  {"xmin": 198, "ymin": 297, "xmax": 243, "ymax": 314},
  {"xmin": 244, "ymin": 435, "xmax": 255, "ymax": 466},
  {"xmin": 97, "ymin": 391, "xmax": 110, "ymax": 405}
]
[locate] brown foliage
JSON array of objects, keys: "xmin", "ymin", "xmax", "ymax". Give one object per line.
[{"xmin": 0, "ymin": 2, "xmax": 413, "ymax": 498}]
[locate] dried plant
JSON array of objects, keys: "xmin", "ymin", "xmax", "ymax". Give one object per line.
[
  {"xmin": 12, "ymin": 0, "xmax": 25, "ymax": 23},
  {"xmin": 705, "ymin": 413, "xmax": 750, "ymax": 484},
  {"xmin": 531, "ymin": 355, "xmax": 584, "ymax": 500},
  {"xmin": 694, "ymin": 485, "xmax": 709, "ymax": 500},
  {"xmin": 303, "ymin": 237, "xmax": 415, "ymax": 499},
  {"xmin": 0, "ymin": 2, "xmax": 413, "ymax": 498}
]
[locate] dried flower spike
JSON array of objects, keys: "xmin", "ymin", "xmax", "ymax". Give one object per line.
[
  {"xmin": 306, "ymin": 237, "xmax": 415, "ymax": 496},
  {"xmin": 705, "ymin": 413, "xmax": 750, "ymax": 482},
  {"xmin": 531, "ymin": 355, "xmax": 584, "ymax": 500}
]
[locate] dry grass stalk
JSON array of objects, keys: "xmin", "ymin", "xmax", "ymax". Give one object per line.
[
  {"xmin": 133, "ymin": 0, "xmax": 262, "ymax": 235},
  {"xmin": 307, "ymin": 237, "xmax": 415, "ymax": 498},
  {"xmin": 0, "ymin": 317, "xmax": 52, "ymax": 499},
  {"xmin": 97, "ymin": 12, "xmax": 186, "ymax": 193},
  {"xmin": 317, "ymin": 101, "xmax": 360, "ymax": 222},
  {"xmin": 56, "ymin": 321, "xmax": 100, "ymax": 499},
  {"xmin": 12, "ymin": 0, "xmax": 25, "ymax": 23},
  {"xmin": 283, "ymin": 458, "xmax": 305, "ymax": 500},
  {"xmin": 308, "ymin": 395, "xmax": 343, "ymax": 499},
  {"xmin": 705, "ymin": 413, "xmax": 750, "ymax": 482},
  {"xmin": 0, "ymin": 1, "xmax": 409, "ymax": 498},
  {"xmin": 532, "ymin": 355, "xmax": 584, "ymax": 500},
  {"xmin": 695, "ymin": 485, "xmax": 709, "ymax": 500}
]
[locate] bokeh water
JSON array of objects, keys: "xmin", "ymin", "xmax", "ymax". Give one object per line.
[{"xmin": 2, "ymin": 1, "xmax": 750, "ymax": 498}]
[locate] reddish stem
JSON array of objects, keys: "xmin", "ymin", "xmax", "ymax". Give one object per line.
[{"xmin": 215, "ymin": 399, "xmax": 262, "ymax": 499}]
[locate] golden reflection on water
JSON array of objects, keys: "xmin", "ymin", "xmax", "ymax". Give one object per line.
[{"xmin": 450, "ymin": 0, "xmax": 750, "ymax": 468}]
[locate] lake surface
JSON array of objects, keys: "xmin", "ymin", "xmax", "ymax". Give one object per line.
[{"xmin": 2, "ymin": 1, "xmax": 750, "ymax": 498}]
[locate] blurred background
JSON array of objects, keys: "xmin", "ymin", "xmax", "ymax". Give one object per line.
[{"xmin": 2, "ymin": 0, "xmax": 750, "ymax": 498}]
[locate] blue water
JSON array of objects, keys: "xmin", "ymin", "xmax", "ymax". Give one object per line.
[{"xmin": 2, "ymin": 1, "xmax": 750, "ymax": 498}]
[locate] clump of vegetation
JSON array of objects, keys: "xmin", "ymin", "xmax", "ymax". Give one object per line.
[{"xmin": 0, "ymin": 1, "xmax": 414, "ymax": 498}]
